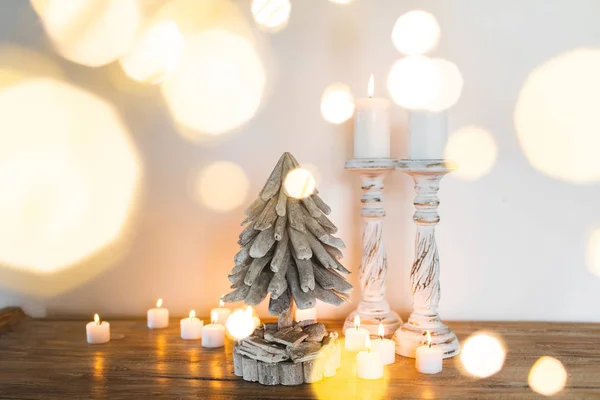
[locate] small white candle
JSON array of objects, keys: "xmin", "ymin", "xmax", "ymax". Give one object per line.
[
  {"xmin": 408, "ymin": 110, "xmax": 448, "ymax": 159},
  {"xmin": 354, "ymin": 74, "xmax": 391, "ymax": 158},
  {"xmin": 86, "ymin": 314, "xmax": 110, "ymax": 344},
  {"xmin": 344, "ymin": 315, "xmax": 369, "ymax": 352},
  {"xmin": 211, "ymin": 298, "xmax": 231, "ymax": 325},
  {"xmin": 416, "ymin": 331, "xmax": 443, "ymax": 374},
  {"xmin": 295, "ymin": 307, "xmax": 317, "ymax": 323},
  {"xmin": 180, "ymin": 310, "xmax": 203, "ymax": 340},
  {"xmin": 202, "ymin": 311, "xmax": 225, "ymax": 348},
  {"xmin": 356, "ymin": 336, "xmax": 384, "ymax": 380},
  {"xmin": 147, "ymin": 298, "xmax": 169, "ymax": 329},
  {"xmin": 371, "ymin": 323, "xmax": 396, "ymax": 365}
]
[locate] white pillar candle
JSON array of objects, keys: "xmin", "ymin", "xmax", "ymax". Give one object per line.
[
  {"xmin": 354, "ymin": 74, "xmax": 391, "ymax": 158},
  {"xmin": 211, "ymin": 299, "xmax": 231, "ymax": 325},
  {"xmin": 147, "ymin": 298, "xmax": 169, "ymax": 329},
  {"xmin": 86, "ymin": 314, "xmax": 110, "ymax": 344},
  {"xmin": 295, "ymin": 307, "xmax": 317, "ymax": 323},
  {"xmin": 180, "ymin": 310, "xmax": 203, "ymax": 340},
  {"xmin": 416, "ymin": 331, "xmax": 443, "ymax": 374},
  {"xmin": 344, "ymin": 315, "xmax": 369, "ymax": 352},
  {"xmin": 371, "ymin": 323, "xmax": 396, "ymax": 365},
  {"xmin": 356, "ymin": 337, "xmax": 384, "ymax": 380},
  {"xmin": 202, "ymin": 311, "xmax": 225, "ymax": 348},
  {"xmin": 408, "ymin": 110, "xmax": 448, "ymax": 159}
]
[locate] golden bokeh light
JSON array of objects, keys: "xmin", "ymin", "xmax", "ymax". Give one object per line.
[
  {"xmin": 515, "ymin": 48, "xmax": 600, "ymax": 184},
  {"xmin": 427, "ymin": 58, "xmax": 464, "ymax": 112},
  {"xmin": 387, "ymin": 56, "xmax": 442, "ymax": 109},
  {"xmin": 119, "ymin": 20, "xmax": 185, "ymax": 84},
  {"xmin": 193, "ymin": 161, "xmax": 250, "ymax": 212},
  {"xmin": 320, "ymin": 83, "xmax": 355, "ymax": 124},
  {"xmin": 225, "ymin": 309, "xmax": 255, "ymax": 340},
  {"xmin": 300, "ymin": 163, "xmax": 322, "ymax": 187},
  {"xmin": 251, "ymin": 0, "xmax": 292, "ymax": 33},
  {"xmin": 31, "ymin": 0, "xmax": 142, "ymax": 67},
  {"xmin": 391, "ymin": 10, "xmax": 440, "ymax": 56},
  {"xmin": 528, "ymin": 356, "xmax": 568, "ymax": 396},
  {"xmin": 0, "ymin": 78, "xmax": 139, "ymax": 279},
  {"xmin": 445, "ymin": 126, "xmax": 498, "ymax": 181},
  {"xmin": 460, "ymin": 332, "xmax": 506, "ymax": 378},
  {"xmin": 161, "ymin": 29, "xmax": 265, "ymax": 139},
  {"xmin": 284, "ymin": 168, "xmax": 317, "ymax": 199},
  {"xmin": 586, "ymin": 228, "xmax": 600, "ymax": 278}
]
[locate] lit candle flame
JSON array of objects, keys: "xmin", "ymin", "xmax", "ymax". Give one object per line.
[
  {"xmin": 156, "ymin": 298, "xmax": 163, "ymax": 308},
  {"xmin": 219, "ymin": 298, "xmax": 224, "ymax": 308},
  {"xmin": 368, "ymin": 74, "xmax": 374, "ymax": 98},
  {"xmin": 378, "ymin": 322, "xmax": 384, "ymax": 340},
  {"xmin": 189, "ymin": 310, "xmax": 196, "ymax": 319},
  {"xmin": 94, "ymin": 313, "xmax": 100, "ymax": 325},
  {"xmin": 426, "ymin": 330, "xmax": 432, "ymax": 348},
  {"xmin": 354, "ymin": 315, "xmax": 360, "ymax": 330},
  {"xmin": 366, "ymin": 335, "xmax": 371, "ymax": 353},
  {"xmin": 211, "ymin": 310, "xmax": 218, "ymax": 325}
]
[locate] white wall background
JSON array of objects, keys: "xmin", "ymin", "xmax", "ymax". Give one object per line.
[{"xmin": 1, "ymin": 0, "xmax": 600, "ymax": 322}]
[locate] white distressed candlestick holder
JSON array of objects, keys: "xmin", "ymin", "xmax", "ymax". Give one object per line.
[
  {"xmin": 344, "ymin": 158, "xmax": 402, "ymax": 337},
  {"xmin": 393, "ymin": 160, "xmax": 460, "ymax": 359}
]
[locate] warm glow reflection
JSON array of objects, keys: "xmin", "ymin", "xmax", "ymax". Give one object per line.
[
  {"xmin": 445, "ymin": 126, "xmax": 498, "ymax": 181},
  {"xmin": 515, "ymin": 48, "xmax": 600, "ymax": 183},
  {"xmin": 226, "ymin": 309, "xmax": 255, "ymax": 340},
  {"xmin": 391, "ymin": 10, "xmax": 440, "ymax": 56},
  {"xmin": 587, "ymin": 228, "xmax": 600, "ymax": 278},
  {"xmin": 460, "ymin": 332, "xmax": 506, "ymax": 378},
  {"xmin": 251, "ymin": 0, "xmax": 291, "ymax": 33},
  {"xmin": 156, "ymin": 298, "xmax": 163, "ymax": 308},
  {"xmin": 0, "ymin": 79, "xmax": 140, "ymax": 274},
  {"xmin": 193, "ymin": 161, "xmax": 250, "ymax": 212},
  {"xmin": 119, "ymin": 20, "xmax": 184, "ymax": 84},
  {"xmin": 387, "ymin": 56, "xmax": 442, "ymax": 109},
  {"xmin": 284, "ymin": 168, "xmax": 316, "ymax": 199},
  {"xmin": 320, "ymin": 83, "xmax": 355, "ymax": 124},
  {"xmin": 189, "ymin": 310, "xmax": 196, "ymax": 319},
  {"xmin": 31, "ymin": 0, "xmax": 142, "ymax": 67},
  {"xmin": 162, "ymin": 30, "xmax": 265, "ymax": 138},
  {"xmin": 94, "ymin": 313, "xmax": 100, "ymax": 325},
  {"xmin": 528, "ymin": 356, "xmax": 568, "ymax": 396},
  {"xmin": 427, "ymin": 58, "xmax": 464, "ymax": 112},
  {"xmin": 93, "ymin": 351, "xmax": 104, "ymax": 379}
]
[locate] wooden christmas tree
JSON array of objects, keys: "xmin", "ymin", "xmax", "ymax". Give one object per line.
[{"xmin": 222, "ymin": 152, "xmax": 353, "ymax": 326}]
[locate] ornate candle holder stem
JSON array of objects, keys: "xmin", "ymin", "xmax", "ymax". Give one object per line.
[
  {"xmin": 344, "ymin": 159, "xmax": 402, "ymax": 337},
  {"xmin": 393, "ymin": 160, "xmax": 460, "ymax": 359}
]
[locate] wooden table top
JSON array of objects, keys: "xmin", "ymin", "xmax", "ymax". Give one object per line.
[{"xmin": 0, "ymin": 309, "xmax": 599, "ymax": 399}]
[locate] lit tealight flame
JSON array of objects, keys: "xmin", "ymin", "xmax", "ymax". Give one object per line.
[
  {"xmin": 219, "ymin": 298, "xmax": 224, "ymax": 308},
  {"xmin": 368, "ymin": 74, "xmax": 374, "ymax": 98},
  {"xmin": 378, "ymin": 323, "xmax": 384, "ymax": 339},
  {"xmin": 366, "ymin": 335, "xmax": 371, "ymax": 353},
  {"xmin": 211, "ymin": 310, "xmax": 218, "ymax": 325},
  {"xmin": 156, "ymin": 298, "xmax": 163, "ymax": 308},
  {"xmin": 189, "ymin": 310, "xmax": 196, "ymax": 319},
  {"xmin": 94, "ymin": 313, "xmax": 100, "ymax": 325},
  {"xmin": 354, "ymin": 315, "xmax": 360, "ymax": 330},
  {"xmin": 425, "ymin": 330, "xmax": 432, "ymax": 348}
]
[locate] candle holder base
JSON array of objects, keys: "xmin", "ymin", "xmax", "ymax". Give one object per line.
[
  {"xmin": 343, "ymin": 308, "xmax": 402, "ymax": 338},
  {"xmin": 392, "ymin": 313, "xmax": 460, "ymax": 359}
]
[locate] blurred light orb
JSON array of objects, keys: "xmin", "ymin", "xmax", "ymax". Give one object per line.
[
  {"xmin": 515, "ymin": 48, "xmax": 600, "ymax": 184},
  {"xmin": 427, "ymin": 58, "xmax": 464, "ymax": 112},
  {"xmin": 586, "ymin": 228, "xmax": 600, "ymax": 278},
  {"xmin": 195, "ymin": 161, "xmax": 250, "ymax": 212},
  {"xmin": 460, "ymin": 333, "xmax": 506, "ymax": 378},
  {"xmin": 445, "ymin": 126, "xmax": 497, "ymax": 181},
  {"xmin": 31, "ymin": 0, "xmax": 142, "ymax": 67},
  {"xmin": 320, "ymin": 83, "xmax": 355, "ymax": 124},
  {"xmin": 0, "ymin": 78, "xmax": 139, "ymax": 273},
  {"xmin": 528, "ymin": 356, "xmax": 568, "ymax": 396},
  {"xmin": 387, "ymin": 56, "xmax": 442, "ymax": 109},
  {"xmin": 301, "ymin": 164, "xmax": 322, "ymax": 187},
  {"xmin": 226, "ymin": 309, "xmax": 255, "ymax": 340},
  {"xmin": 251, "ymin": 0, "xmax": 291, "ymax": 33},
  {"xmin": 284, "ymin": 168, "xmax": 316, "ymax": 199},
  {"xmin": 119, "ymin": 20, "xmax": 185, "ymax": 84},
  {"xmin": 162, "ymin": 30, "xmax": 265, "ymax": 138},
  {"xmin": 392, "ymin": 10, "xmax": 440, "ymax": 56}
]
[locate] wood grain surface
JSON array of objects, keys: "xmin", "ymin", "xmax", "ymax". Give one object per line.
[{"xmin": 0, "ymin": 314, "xmax": 598, "ymax": 399}]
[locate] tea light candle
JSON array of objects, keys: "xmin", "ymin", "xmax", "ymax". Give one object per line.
[
  {"xmin": 147, "ymin": 298, "xmax": 169, "ymax": 329},
  {"xmin": 295, "ymin": 307, "xmax": 317, "ymax": 322},
  {"xmin": 345, "ymin": 316, "xmax": 369, "ymax": 352},
  {"xmin": 211, "ymin": 298, "xmax": 231, "ymax": 325},
  {"xmin": 180, "ymin": 310, "xmax": 203, "ymax": 340},
  {"xmin": 416, "ymin": 331, "xmax": 443, "ymax": 374},
  {"xmin": 86, "ymin": 314, "xmax": 110, "ymax": 344},
  {"xmin": 202, "ymin": 311, "xmax": 225, "ymax": 348},
  {"xmin": 356, "ymin": 337, "xmax": 384, "ymax": 380},
  {"xmin": 354, "ymin": 74, "xmax": 391, "ymax": 158},
  {"xmin": 371, "ymin": 323, "xmax": 396, "ymax": 365}
]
